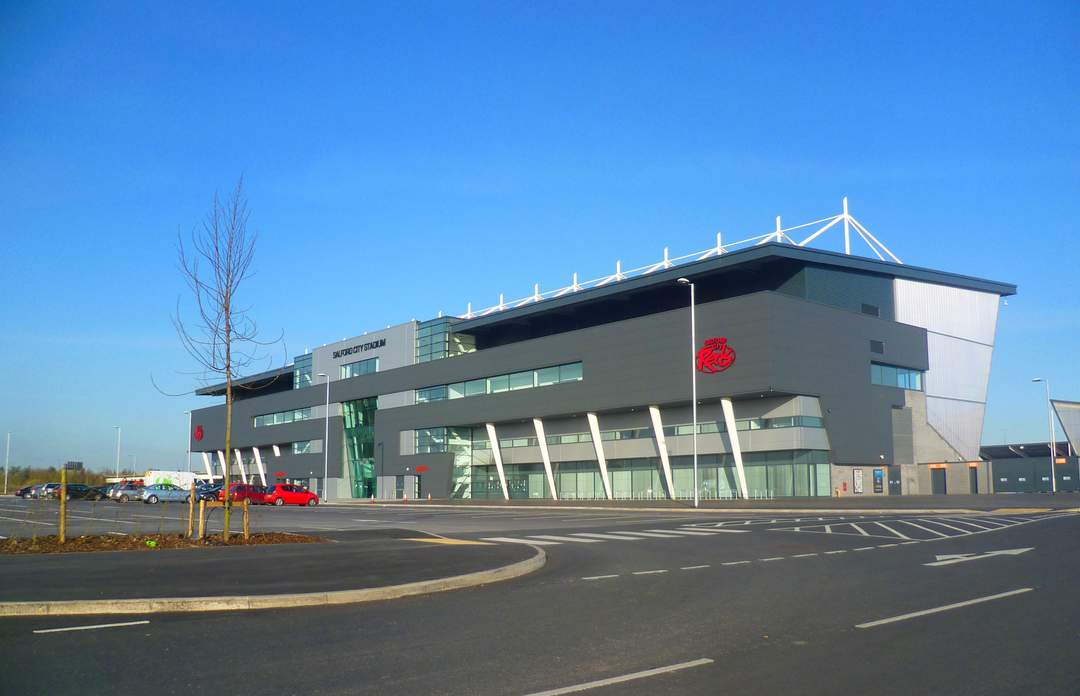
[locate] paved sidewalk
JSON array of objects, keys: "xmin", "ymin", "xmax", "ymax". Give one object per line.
[
  {"xmin": 0, "ymin": 529, "xmax": 533, "ymax": 603},
  {"xmin": 328, "ymin": 493, "xmax": 1080, "ymax": 512}
]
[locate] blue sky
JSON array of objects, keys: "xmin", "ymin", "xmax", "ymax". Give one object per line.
[{"xmin": 1, "ymin": 1, "xmax": 1077, "ymax": 471}]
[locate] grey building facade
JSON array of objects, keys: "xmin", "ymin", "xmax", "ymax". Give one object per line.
[{"xmin": 190, "ymin": 243, "xmax": 1015, "ymax": 500}]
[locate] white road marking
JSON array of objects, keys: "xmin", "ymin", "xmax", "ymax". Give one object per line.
[
  {"xmin": 897, "ymin": 520, "xmax": 949, "ymax": 538},
  {"xmin": 522, "ymin": 658, "xmax": 714, "ymax": 695},
  {"xmin": 681, "ymin": 565, "xmax": 710, "ymax": 570},
  {"xmin": 615, "ymin": 531, "xmax": 684, "ymax": 539},
  {"xmin": 924, "ymin": 548, "xmax": 1034, "ymax": 567},
  {"xmin": 850, "ymin": 523, "xmax": 871, "ymax": 536},
  {"xmin": 33, "ymin": 620, "xmax": 150, "ymax": 634},
  {"xmin": 873, "ymin": 522, "xmax": 912, "ymax": 540},
  {"xmin": 877, "ymin": 543, "xmax": 897, "ymax": 548},
  {"xmin": 632, "ymin": 570, "xmax": 668, "ymax": 575},
  {"xmin": 965, "ymin": 517, "xmax": 1010, "ymax": 528},
  {"xmin": 0, "ymin": 515, "xmax": 52, "ymax": 526},
  {"xmin": 791, "ymin": 553, "xmax": 818, "ymax": 558},
  {"xmin": 482, "ymin": 537, "xmax": 559, "ymax": 545},
  {"xmin": 824, "ymin": 550, "xmax": 847, "ymax": 554},
  {"xmin": 530, "ymin": 535, "xmax": 602, "ymax": 544},
  {"xmin": 855, "ymin": 588, "xmax": 1034, "ymax": 629},
  {"xmin": 853, "ymin": 546, "xmax": 875, "ymax": 551},
  {"xmin": 107, "ymin": 532, "xmax": 127, "ymax": 536},
  {"xmin": 759, "ymin": 557, "xmax": 784, "ymax": 562},
  {"xmin": 722, "ymin": 560, "xmax": 750, "ymax": 566},
  {"xmin": 901, "ymin": 541, "xmax": 920, "ymax": 545},
  {"xmin": 572, "ymin": 533, "xmax": 643, "ymax": 541},
  {"xmin": 937, "ymin": 517, "xmax": 996, "ymax": 531},
  {"xmin": 581, "ymin": 575, "xmax": 619, "ymax": 581}
]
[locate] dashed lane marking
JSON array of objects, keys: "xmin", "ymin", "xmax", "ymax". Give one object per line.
[
  {"xmin": 632, "ymin": 570, "xmax": 668, "ymax": 575},
  {"xmin": 530, "ymin": 535, "xmax": 603, "ymax": 544},
  {"xmin": 582, "ymin": 575, "xmax": 619, "ymax": 581},
  {"xmin": 572, "ymin": 533, "xmax": 644, "ymax": 541},
  {"xmin": 681, "ymin": 565, "xmax": 710, "ymax": 570},
  {"xmin": 722, "ymin": 560, "xmax": 750, "ymax": 566}
]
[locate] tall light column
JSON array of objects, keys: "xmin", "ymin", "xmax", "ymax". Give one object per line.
[
  {"xmin": 113, "ymin": 426, "xmax": 121, "ymax": 478},
  {"xmin": 318, "ymin": 372, "xmax": 330, "ymax": 500},
  {"xmin": 1032, "ymin": 378, "xmax": 1058, "ymax": 494},
  {"xmin": 184, "ymin": 411, "xmax": 192, "ymax": 472},
  {"xmin": 677, "ymin": 277, "xmax": 699, "ymax": 508}
]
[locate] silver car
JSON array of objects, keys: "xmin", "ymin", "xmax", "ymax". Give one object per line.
[{"xmin": 140, "ymin": 484, "xmax": 190, "ymax": 504}]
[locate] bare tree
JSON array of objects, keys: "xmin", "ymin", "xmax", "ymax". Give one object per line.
[{"xmin": 173, "ymin": 178, "xmax": 267, "ymax": 541}]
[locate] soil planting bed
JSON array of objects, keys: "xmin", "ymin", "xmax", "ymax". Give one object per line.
[{"xmin": 1, "ymin": 532, "xmax": 325, "ymax": 554}]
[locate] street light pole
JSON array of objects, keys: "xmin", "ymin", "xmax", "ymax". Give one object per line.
[
  {"xmin": 113, "ymin": 426, "xmax": 121, "ymax": 479},
  {"xmin": 185, "ymin": 411, "xmax": 192, "ymax": 472},
  {"xmin": 318, "ymin": 373, "xmax": 330, "ymax": 500},
  {"xmin": 677, "ymin": 277, "xmax": 699, "ymax": 508},
  {"xmin": 1032, "ymin": 378, "xmax": 1057, "ymax": 494}
]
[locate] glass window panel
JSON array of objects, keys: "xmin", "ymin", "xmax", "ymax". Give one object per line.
[
  {"xmin": 465, "ymin": 379, "xmax": 486, "ymax": 396},
  {"xmin": 509, "ymin": 371, "xmax": 534, "ymax": 390},
  {"xmin": 536, "ymin": 366, "xmax": 560, "ymax": 386},
  {"xmin": 558, "ymin": 362, "xmax": 583, "ymax": 382},
  {"xmin": 488, "ymin": 375, "xmax": 509, "ymax": 393},
  {"xmin": 448, "ymin": 382, "xmax": 465, "ymax": 399}
]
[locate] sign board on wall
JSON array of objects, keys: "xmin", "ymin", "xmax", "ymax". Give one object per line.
[
  {"xmin": 873, "ymin": 468, "xmax": 884, "ymax": 494},
  {"xmin": 853, "ymin": 469, "xmax": 864, "ymax": 494},
  {"xmin": 696, "ymin": 337, "xmax": 736, "ymax": 373}
]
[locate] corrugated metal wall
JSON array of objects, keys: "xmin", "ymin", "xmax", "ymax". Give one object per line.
[{"xmin": 894, "ymin": 279, "xmax": 1000, "ymax": 460}]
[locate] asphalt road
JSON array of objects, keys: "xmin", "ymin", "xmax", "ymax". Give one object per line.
[{"xmin": 1, "ymin": 503, "xmax": 1077, "ymax": 695}]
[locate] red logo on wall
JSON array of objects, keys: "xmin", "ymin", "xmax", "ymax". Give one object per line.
[
  {"xmin": 193, "ymin": 425, "xmax": 204, "ymax": 442},
  {"xmin": 696, "ymin": 337, "xmax": 736, "ymax": 373}
]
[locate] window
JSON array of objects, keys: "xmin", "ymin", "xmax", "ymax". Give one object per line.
[
  {"xmin": 253, "ymin": 408, "xmax": 312, "ymax": 428},
  {"xmin": 663, "ymin": 416, "xmax": 824, "ymax": 437},
  {"xmin": 292, "ymin": 440, "xmax": 313, "ymax": 454},
  {"xmin": 341, "ymin": 357, "xmax": 378, "ymax": 379},
  {"xmin": 293, "ymin": 354, "xmax": 313, "ymax": 389},
  {"xmin": 861, "ymin": 303, "xmax": 880, "ymax": 317},
  {"xmin": 870, "ymin": 340, "xmax": 884, "ymax": 355},
  {"xmin": 870, "ymin": 362, "xmax": 924, "ymax": 390},
  {"xmin": 414, "ymin": 362, "xmax": 584, "ymax": 403}
]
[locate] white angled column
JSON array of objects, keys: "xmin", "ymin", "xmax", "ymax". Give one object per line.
[
  {"xmin": 234, "ymin": 448, "xmax": 248, "ymax": 484},
  {"xmin": 586, "ymin": 413, "xmax": 613, "ymax": 500},
  {"xmin": 252, "ymin": 447, "xmax": 267, "ymax": 486},
  {"xmin": 202, "ymin": 452, "xmax": 214, "ymax": 482},
  {"xmin": 485, "ymin": 423, "xmax": 510, "ymax": 500},
  {"xmin": 648, "ymin": 406, "xmax": 676, "ymax": 499},
  {"xmin": 216, "ymin": 450, "xmax": 226, "ymax": 477},
  {"xmin": 532, "ymin": 418, "xmax": 558, "ymax": 501},
  {"xmin": 721, "ymin": 398, "xmax": 750, "ymax": 499}
]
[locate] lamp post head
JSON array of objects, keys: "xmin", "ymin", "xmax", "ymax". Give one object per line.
[
  {"xmin": 1032, "ymin": 378, "xmax": 1043, "ymax": 383},
  {"xmin": 676, "ymin": 277, "xmax": 691, "ymax": 286}
]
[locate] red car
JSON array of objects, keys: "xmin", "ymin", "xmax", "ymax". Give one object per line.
[
  {"xmin": 218, "ymin": 483, "xmax": 267, "ymax": 504},
  {"xmin": 262, "ymin": 483, "xmax": 319, "ymax": 507}
]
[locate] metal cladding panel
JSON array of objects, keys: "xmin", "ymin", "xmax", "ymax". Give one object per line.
[
  {"xmin": 924, "ymin": 334, "xmax": 993, "ymax": 403},
  {"xmin": 1052, "ymin": 400, "xmax": 1080, "ymax": 452},
  {"xmin": 925, "ymin": 396, "xmax": 985, "ymax": 461},
  {"xmin": 893, "ymin": 279, "xmax": 1000, "ymax": 345}
]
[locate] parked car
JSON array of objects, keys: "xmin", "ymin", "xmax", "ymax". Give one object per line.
[
  {"xmin": 89, "ymin": 485, "xmax": 112, "ymax": 501},
  {"xmin": 111, "ymin": 482, "xmax": 145, "ymax": 502},
  {"xmin": 196, "ymin": 484, "xmax": 222, "ymax": 502},
  {"xmin": 140, "ymin": 483, "xmax": 190, "ymax": 504},
  {"xmin": 49, "ymin": 483, "xmax": 98, "ymax": 500},
  {"xmin": 40, "ymin": 483, "xmax": 62, "ymax": 499},
  {"xmin": 262, "ymin": 483, "xmax": 320, "ymax": 507},
  {"xmin": 14, "ymin": 485, "xmax": 33, "ymax": 498},
  {"xmin": 218, "ymin": 483, "xmax": 267, "ymax": 504}
]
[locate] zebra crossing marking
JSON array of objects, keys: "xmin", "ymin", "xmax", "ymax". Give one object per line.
[
  {"xmin": 480, "ymin": 526, "xmax": 752, "ymax": 547},
  {"xmin": 770, "ymin": 512, "xmax": 1076, "ymax": 542}
]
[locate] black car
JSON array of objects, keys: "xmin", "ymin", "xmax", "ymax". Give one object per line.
[
  {"xmin": 48, "ymin": 484, "xmax": 100, "ymax": 500},
  {"xmin": 14, "ymin": 485, "xmax": 33, "ymax": 498},
  {"xmin": 197, "ymin": 484, "xmax": 222, "ymax": 501}
]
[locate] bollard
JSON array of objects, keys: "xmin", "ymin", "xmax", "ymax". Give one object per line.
[
  {"xmin": 197, "ymin": 499, "xmax": 206, "ymax": 540},
  {"xmin": 242, "ymin": 499, "xmax": 250, "ymax": 541}
]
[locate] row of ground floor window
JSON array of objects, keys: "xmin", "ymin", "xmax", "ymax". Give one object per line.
[{"xmin": 465, "ymin": 450, "xmax": 832, "ymax": 500}]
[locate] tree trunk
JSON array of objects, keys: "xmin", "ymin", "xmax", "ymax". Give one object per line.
[{"xmin": 223, "ymin": 317, "xmax": 233, "ymax": 541}]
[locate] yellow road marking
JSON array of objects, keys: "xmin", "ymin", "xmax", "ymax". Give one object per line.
[
  {"xmin": 989, "ymin": 508, "xmax": 1050, "ymax": 514},
  {"xmin": 405, "ymin": 537, "xmax": 493, "ymax": 545}
]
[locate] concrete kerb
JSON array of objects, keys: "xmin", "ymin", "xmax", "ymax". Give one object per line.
[
  {"xmin": 0, "ymin": 545, "xmax": 546, "ymax": 618},
  {"xmin": 324, "ymin": 501, "xmax": 983, "ymax": 515}
]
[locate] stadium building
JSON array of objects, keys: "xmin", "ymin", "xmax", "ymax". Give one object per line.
[{"xmin": 190, "ymin": 203, "xmax": 1016, "ymax": 500}]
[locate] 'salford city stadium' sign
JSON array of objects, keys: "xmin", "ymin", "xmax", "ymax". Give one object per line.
[
  {"xmin": 333, "ymin": 338, "xmax": 386, "ymax": 359},
  {"xmin": 696, "ymin": 337, "xmax": 736, "ymax": 373}
]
